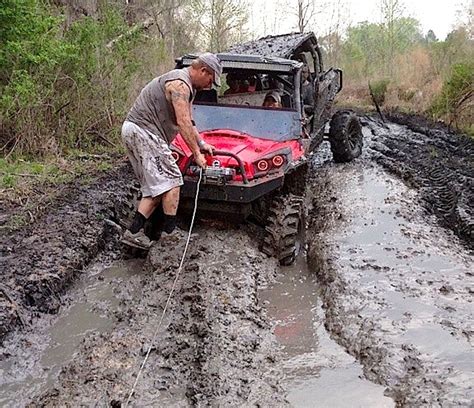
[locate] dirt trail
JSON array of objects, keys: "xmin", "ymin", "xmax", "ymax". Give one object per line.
[
  {"xmin": 0, "ymin": 113, "xmax": 472, "ymax": 407},
  {"xmin": 306, "ymin": 122, "xmax": 473, "ymax": 406},
  {"xmin": 22, "ymin": 227, "xmax": 288, "ymax": 407},
  {"xmin": 0, "ymin": 164, "xmax": 135, "ymax": 341}
]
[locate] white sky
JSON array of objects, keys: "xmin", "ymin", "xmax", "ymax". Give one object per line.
[{"xmin": 249, "ymin": 0, "xmax": 473, "ymax": 41}]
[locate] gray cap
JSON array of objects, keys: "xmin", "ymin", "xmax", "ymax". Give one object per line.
[
  {"xmin": 198, "ymin": 52, "xmax": 223, "ymax": 87},
  {"xmin": 264, "ymin": 90, "xmax": 282, "ymax": 105}
]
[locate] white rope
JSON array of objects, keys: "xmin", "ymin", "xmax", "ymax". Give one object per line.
[{"xmin": 124, "ymin": 169, "xmax": 203, "ymax": 407}]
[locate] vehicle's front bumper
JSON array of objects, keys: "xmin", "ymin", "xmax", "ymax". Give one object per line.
[{"xmin": 180, "ymin": 174, "xmax": 284, "ymax": 203}]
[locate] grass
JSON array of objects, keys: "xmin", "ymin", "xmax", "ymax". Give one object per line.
[{"xmin": 0, "ymin": 148, "xmax": 122, "ymax": 232}]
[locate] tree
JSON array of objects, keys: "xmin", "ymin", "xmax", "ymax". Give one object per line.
[
  {"xmin": 319, "ymin": 0, "xmax": 350, "ymax": 67},
  {"xmin": 379, "ymin": 0, "xmax": 404, "ymax": 76},
  {"xmin": 289, "ymin": 0, "xmax": 328, "ymax": 33},
  {"xmin": 186, "ymin": 0, "xmax": 249, "ymax": 52}
]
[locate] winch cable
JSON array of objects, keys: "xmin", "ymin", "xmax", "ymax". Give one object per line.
[{"xmin": 124, "ymin": 168, "xmax": 203, "ymax": 407}]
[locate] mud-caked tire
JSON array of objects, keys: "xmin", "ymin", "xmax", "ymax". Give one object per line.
[
  {"xmin": 261, "ymin": 194, "xmax": 304, "ymax": 266},
  {"xmin": 116, "ymin": 182, "xmax": 141, "ymax": 229},
  {"xmin": 329, "ymin": 110, "xmax": 363, "ymax": 163}
]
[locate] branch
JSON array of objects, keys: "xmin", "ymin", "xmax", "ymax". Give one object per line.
[{"xmin": 106, "ymin": 17, "xmax": 155, "ymax": 49}]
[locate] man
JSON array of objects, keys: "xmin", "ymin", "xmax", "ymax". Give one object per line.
[
  {"xmin": 121, "ymin": 53, "xmax": 223, "ymax": 249},
  {"xmin": 224, "ymin": 73, "xmax": 240, "ymax": 95},
  {"xmin": 262, "ymin": 91, "xmax": 282, "ymax": 108},
  {"xmin": 301, "ymin": 64, "xmax": 315, "ymax": 115}
]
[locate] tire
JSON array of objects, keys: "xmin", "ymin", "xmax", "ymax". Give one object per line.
[
  {"xmin": 116, "ymin": 182, "xmax": 141, "ymax": 229},
  {"xmin": 329, "ymin": 110, "xmax": 363, "ymax": 163},
  {"xmin": 261, "ymin": 194, "xmax": 304, "ymax": 266}
]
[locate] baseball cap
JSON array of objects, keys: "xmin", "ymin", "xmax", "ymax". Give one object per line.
[
  {"xmin": 264, "ymin": 90, "xmax": 282, "ymax": 105},
  {"xmin": 198, "ymin": 52, "xmax": 223, "ymax": 87}
]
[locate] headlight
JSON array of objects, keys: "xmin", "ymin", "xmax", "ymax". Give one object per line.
[
  {"xmin": 272, "ymin": 155, "xmax": 284, "ymax": 167},
  {"xmin": 257, "ymin": 160, "xmax": 269, "ymax": 171}
]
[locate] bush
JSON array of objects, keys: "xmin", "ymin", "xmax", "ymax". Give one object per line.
[
  {"xmin": 369, "ymin": 79, "xmax": 390, "ymax": 106},
  {"xmin": 0, "ymin": 1, "xmax": 149, "ymax": 158},
  {"xmin": 431, "ymin": 62, "xmax": 474, "ymax": 129}
]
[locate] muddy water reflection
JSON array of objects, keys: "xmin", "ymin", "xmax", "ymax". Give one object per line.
[
  {"xmin": 0, "ymin": 259, "xmax": 142, "ymax": 408},
  {"xmin": 312, "ymin": 160, "xmax": 473, "ymax": 404},
  {"xmin": 261, "ymin": 256, "xmax": 394, "ymax": 407}
]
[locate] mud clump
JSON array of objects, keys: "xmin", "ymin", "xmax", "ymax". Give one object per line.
[{"xmin": 0, "ymin": 164, "xmax": 135, "ymax": 343}]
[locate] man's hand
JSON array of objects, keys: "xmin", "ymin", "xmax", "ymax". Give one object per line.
[
  {"xmin": 194, "ymin": 152, "xmax": 207, "ymax": 169},
  {"xmin": 200, "ymin": 142, "xmax": 215, "ymax": 156}
]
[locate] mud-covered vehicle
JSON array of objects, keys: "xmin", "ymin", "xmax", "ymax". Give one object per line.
[{"xmin": 170, "ymin": 33, "xmax": 363, "ymax": 265}]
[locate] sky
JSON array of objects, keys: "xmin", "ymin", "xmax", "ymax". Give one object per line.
[{"xmin": 249, "ymin": 0, "xmax": 473, "ymax": 41}]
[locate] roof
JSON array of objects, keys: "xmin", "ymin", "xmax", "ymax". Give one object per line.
[
  {"xmin": 176, "ymin": 53, "xmax": 303, "ymax": 73},
  {"xmin": 228, "ymin": 32, "xmax": 318, "ymax": 59}
]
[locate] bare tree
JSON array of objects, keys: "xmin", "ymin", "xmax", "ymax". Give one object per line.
[
  {"xmin": 320, "ymin": 0, "xmax": 350, "ymax": 66},
  {"xmin": 379, "ymin": 0, "xmax": 405, "ymax": 76},
  {"xmin": 191, "ymin": 0, "xmax": 249, "ymax": 52},
  {"xmin": 291, "ymin": 0, "xmax": 328, "ymax": 33}
]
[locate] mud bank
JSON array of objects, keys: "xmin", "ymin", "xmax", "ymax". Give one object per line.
[
  {"xmin": 29, "ymin": 226, "xmax": 288, "ymax": 407},
  {"xmin": 0, "ymin": 164, "xmax": 135, "ymax": 342},
  {"xmin": 366, "ymin": 114, "xmax": 474, "ymax": 248},
  {"xmin": 307, "ymin": 131, "xmax": 473, "ymax": 406}
]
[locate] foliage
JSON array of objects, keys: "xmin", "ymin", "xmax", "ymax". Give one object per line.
[
  {"xmin": 369, "ymin": 79, "xmax": 390, "ymax": 105},
  {"xmin": 340, "ymin": 17, "xmax": 422, "ymax": 80},
  {"xmin": 430, "ymin": 62, "xmax": 474, "ymax": 127},
  {"xmin": 0, "ymin": 1, "xmax": 153, "ymax": 158}
]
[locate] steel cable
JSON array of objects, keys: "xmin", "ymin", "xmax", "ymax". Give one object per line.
[{"xmin": 124, "ymin": 169, "xmax": 203, "ymax": 407}]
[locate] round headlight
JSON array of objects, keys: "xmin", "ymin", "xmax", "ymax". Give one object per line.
[
  {"xmin": 272, "ymin": 155, "xmax": 284, "ymax": 167},
  {"xmin": 257, "ymin": 160, "xmax": 269, "ymax": 171}
]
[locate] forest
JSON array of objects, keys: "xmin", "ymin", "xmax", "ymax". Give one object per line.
[{"xmin": 0, "ymin": 0, "xmax": 472, "ymax": 165}]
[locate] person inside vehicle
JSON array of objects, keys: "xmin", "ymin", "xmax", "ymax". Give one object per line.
[
  {"xmin": 301, "ymin": 64, "xmax": 315, "ymax": 115},
  {"xmin": 224, "ymin": 73, "xmax": 240, "ymax": 95},
  {"xmin": 262, "ymin": 91, "xmax": 282, "ymax": 108}
]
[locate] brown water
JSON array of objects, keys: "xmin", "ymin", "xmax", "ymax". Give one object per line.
[
  {"xmin": 0, "ymin": 258, "xmax": 143, "ymax": 408},
  {"xmin": 307, "ymin": 155, "xmax": 474, "ymax": 405},
  {"xmin": 261, "ymin": 255, "xmax": 394, "ymax": 407}
]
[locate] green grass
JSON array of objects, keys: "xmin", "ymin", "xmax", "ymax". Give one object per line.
[{"xmin": 0, "ymin": 158, "xmax": 68, "ymax": 189}]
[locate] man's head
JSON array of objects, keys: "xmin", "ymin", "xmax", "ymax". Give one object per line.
[
  {"xmin": 190, "ymin": 53, "xmax": 223, "ymax": 90},
  {"xmin": 263, "ymin": 91, "xmax": 282, "ymax": 108}
]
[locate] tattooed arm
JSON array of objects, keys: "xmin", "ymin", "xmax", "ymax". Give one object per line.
[
  {"xmin": 189, "ymin": 103, "xmax": 215, "ymax": 155},
  {"xmin": 166, "ymin": 80, "xmax": 206, "ymax": 168}
]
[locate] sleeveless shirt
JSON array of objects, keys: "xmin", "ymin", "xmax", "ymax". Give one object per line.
[{"xmin": 126, "ymin": 68, "xmax": 195, "ymax": 144}]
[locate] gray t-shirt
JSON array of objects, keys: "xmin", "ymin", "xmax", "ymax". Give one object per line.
[{"xmin": 126, "ymin": 68, "xmax": 195, "ymax": 144}]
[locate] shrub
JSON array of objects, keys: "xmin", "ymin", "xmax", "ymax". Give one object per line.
[
  {"xmin": 369, "ymin": 79, "xmax": 390, "ymax": 106},
  {"xmin": 0, "ymin": 1, "xmax": 149, "ymax": 158},
  {"xmin": 430, "ymin": 62, "xmax": 474, "ymax": 129}
]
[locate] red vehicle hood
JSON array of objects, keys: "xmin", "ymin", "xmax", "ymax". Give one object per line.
[{"xmin": 172, "ymin": 129, "xmax": 303, "ymax": 165}]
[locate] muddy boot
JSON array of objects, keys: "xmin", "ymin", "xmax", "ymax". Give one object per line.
[
  {"xmin": 144, "ymin": 205, "xmax": 164, "ymax": 242},
  {"xmin": 159, "ymin": 227, "xmax": 186, "ymax": 245},
  {"xmin": 121, "ymin": 228, "xmax": 152, "ymax": 250}
]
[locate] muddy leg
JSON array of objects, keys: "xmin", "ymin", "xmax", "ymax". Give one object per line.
[{"xmin": 161, "ymin": 187, "xmax": 180, "ymax": 233}]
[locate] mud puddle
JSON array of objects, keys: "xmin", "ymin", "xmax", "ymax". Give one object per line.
[
  {"xmin": 0, "ymin": 258, "xmax": 143, "ymax": 407},
  {"xmin": 307, "ymin": 144, "xmax": 473, "ymax": 406},
  {"xmin": 261, "ymin": 254, "xmax": 394, "ymax": 407}
]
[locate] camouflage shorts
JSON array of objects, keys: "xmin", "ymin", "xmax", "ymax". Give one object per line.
[{"xmin": 121, "ymin": 121, "xmax": 183, "ymax": 198}]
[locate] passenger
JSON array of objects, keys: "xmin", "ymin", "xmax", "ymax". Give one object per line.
[
  {"xmin": 224, "ymin": 73, "xmax": 240, "ymax": 95},
  {"xmin": 301, "ymin": 65, "xmax": 314, "ymax": 114},
  {"xmin": 248, "ymin": 76, "xmax": 257, "ymax": 92},
  {"xmin": 262, "ymin": 91, "xmax": 282, "ymax": 108},
  {"xmin": 239, "ymin": 79, "xmax": 250, "ymax": 93}
]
